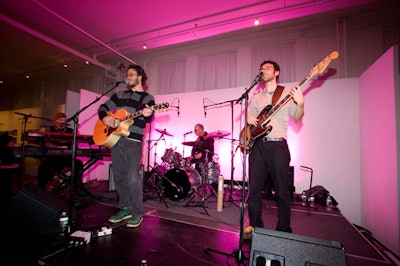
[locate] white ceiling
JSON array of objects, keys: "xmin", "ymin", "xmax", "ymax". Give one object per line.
[{"xmin": 0, "ymin": 0, "xmax": 385, "ymax": 93}]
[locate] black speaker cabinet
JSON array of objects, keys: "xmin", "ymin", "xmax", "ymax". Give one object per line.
[
  {"xmin": 5, "ymin": 183, "xmax": 66, "ymax": 235},
  {"xmin": 250, "ymin": 227, "xmax": 347, "ymax": 266}
]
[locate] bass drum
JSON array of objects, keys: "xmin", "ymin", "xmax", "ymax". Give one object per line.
[{"xmin": 162, "ymin": 168, "xmax": 191, "ymax": 201}]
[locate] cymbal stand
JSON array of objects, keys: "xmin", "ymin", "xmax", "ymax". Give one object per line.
[
  {"xmin": 146, "ymin": 123, "xmax": 153, "ymax": 174},
  {"xmin": 143, "ymin": 133, "xmax": 169, "ymax": 208},
  {"xmin": 184, "ymin": 179, "xmax": 210, "ymax": 216}
]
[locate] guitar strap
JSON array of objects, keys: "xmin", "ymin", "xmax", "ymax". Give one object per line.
[
  {"xmin": 272, "ymin": 85, "xmax": 284, "ymax": 105},
  {"xmin": 137, "ymin": 92, "xmax": 148, "ymax": 109}
]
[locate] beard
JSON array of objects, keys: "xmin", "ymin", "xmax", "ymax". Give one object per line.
[{"xmin": 127, "ymin": 78, "xmax": 139, "ymax": 88}]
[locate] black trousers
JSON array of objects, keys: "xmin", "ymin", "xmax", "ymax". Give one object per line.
[{"xmin": 247, "ymin": 139, "xmax": 292, "ymax": 232}]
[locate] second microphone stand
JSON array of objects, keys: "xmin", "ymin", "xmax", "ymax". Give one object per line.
[{"xmin": 204, "ymin": 73, "xmax": 262, "ymax": 264}]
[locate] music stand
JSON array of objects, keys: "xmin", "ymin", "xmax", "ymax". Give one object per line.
[{"xmin": 204, "ymin": 73, "xmax": 263, "ymax": 264}]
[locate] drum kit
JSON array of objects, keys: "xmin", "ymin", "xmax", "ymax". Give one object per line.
[{"xmin": 144, "ymin": 128, "xmax": 231, "ymax": 209}]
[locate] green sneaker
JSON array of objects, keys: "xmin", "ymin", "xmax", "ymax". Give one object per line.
[
  {"xmin": 108, "ymin": 207, "xmax": 132, "ymax": 223},
  {"xmin": 126, "ymin": 215, "xmax": 143, "ymax": 228}
]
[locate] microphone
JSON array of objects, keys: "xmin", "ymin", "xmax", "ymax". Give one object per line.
[
  {"xmin": 184, "ymin": 131, "xmax": 192, "ymax": 135},
  {"xmin": 177, "ymin": 99, "xmax": 180, "ymax": 116},
  {"xmin": 257, "ymin": 71, "xmax": 264, "ymax": 80},
  {"xmin": 114, "ymin": 79, "xmax": 129, "ymax": 85},
  {"xmin": 203, "ymin": 99, "xmax": 207, "ymax": 117}
]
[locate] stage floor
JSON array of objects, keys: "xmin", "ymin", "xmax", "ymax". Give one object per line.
[{"xmin": 1, "ymin": 178, "xmax": 397, "ymax": 265}]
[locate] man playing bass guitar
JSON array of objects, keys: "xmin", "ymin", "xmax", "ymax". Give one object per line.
[{"xmin": 245, "ymin": 60, "xmax": 304, "ymax": 237}]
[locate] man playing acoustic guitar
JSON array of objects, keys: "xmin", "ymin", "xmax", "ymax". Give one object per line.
[
  {"xmin": 97, "ymin": 64, "xmax": 155, "ymax": 228},
  {"xmin": 244, "ymin": 60, "xmax": 304, "ymax": 237}
]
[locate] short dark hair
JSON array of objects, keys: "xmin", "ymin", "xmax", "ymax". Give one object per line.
[
  {"xmin": 127, "ymin": 64, "xmax": 148, "ymax": 85},
  {"xmin": 260, "ymin": 60, "xmax": 280, "ymax": 81}
]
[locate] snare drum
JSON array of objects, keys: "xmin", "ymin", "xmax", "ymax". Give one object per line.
[
  {"xmin": 199, "ymin": 161, "xmax": 220, "ymax": 184},
  {"xmin": 161, "ymin": 149, "xmax": 182, "ymax": 167},
  {"xmin": 179, "ymin": 157, "xmax": 193, "ymax": 169}
]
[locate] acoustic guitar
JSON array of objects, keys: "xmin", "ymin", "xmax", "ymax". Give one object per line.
[
  {"xmin": 239, "ymin": 51, "xmax": 339, "ymax": 153},
  {"xmin": 93, "ymin": 102, "xmax": 169, "ymax": 148}
]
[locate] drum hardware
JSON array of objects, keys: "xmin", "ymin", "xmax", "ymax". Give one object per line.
[
  {"xmin": 181, "ymin": 140, "xmax": 211, "ymax": 150},
  {"xmin": 143, "ymin": 163, "xmax": 169, "ymax": 208},
  {"xmin": 154, "ymin": 128, "xmax": 174, "ymax": 137},
  {"xmin": 184, "ymin": 149, "xmax": 219, "ymax": 216},
  {"xmin": 162, "ymin": 168, "xmax": 194, "ymax": 201},
  {"xmin": 206, "ymin": 130, "xmax": 231, "ymax": 139},
  {"xmin": 161, "ymin": 148, "xmax": 182, "ymax": 169},
  {"xmin": 179, "ymin": 157, "xmax": 193, "ymax": 169},
  {"xmin": 145, "ymin": 127, "xmax": 173, "ymax": 174}
]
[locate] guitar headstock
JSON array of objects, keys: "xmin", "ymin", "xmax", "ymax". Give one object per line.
[
  {"xmin": 309, "ymin": 51, "xmax": 339, "ymax": 77},
  {"xmin": 153, "ymin": 102, "xmax": 170, "ymax": 112}
]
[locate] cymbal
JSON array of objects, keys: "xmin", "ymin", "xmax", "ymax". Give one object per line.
[
  {"xmin": 155, "ymin": 128, "xmax": 173, "ymax": 137},
  {"xmin": 207, "ymin": 130, "xmax": 230, "ymax": 138},
  {"xmin": 182, "ymin": 141, "xmax": 197, "ymax": 147},
  {"xmin": 181, "ymin": 141, "xmax": 210, "ymax": 149}
]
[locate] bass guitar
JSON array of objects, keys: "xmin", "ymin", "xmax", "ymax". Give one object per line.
[
  {"xmin": 239, "ymin": 51, "xmax": 339, "ymax": 153},
  {"xmin": 93, "ymin": 102, "xmax": 169, "ymax": 148}
]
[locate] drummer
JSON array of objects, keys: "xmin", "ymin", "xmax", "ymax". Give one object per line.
[{"xmin": 187, "ymin": 123, "xmax": 214, "ymax": 174}]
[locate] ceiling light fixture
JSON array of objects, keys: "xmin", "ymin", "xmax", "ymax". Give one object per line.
[
  {"xmin": 254, "ymin": 18, "xmax": 260, "ymax": 26},
  {"xmin": 143, "ymin": 43, "xmax": 147, "ymax": 49}
]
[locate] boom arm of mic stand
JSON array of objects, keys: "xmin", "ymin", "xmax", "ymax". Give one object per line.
[{"xmin": 235, "ymin": 76, "xmax": 260, "ymax": 104}]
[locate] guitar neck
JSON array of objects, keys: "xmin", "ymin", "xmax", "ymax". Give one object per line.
[
  {"xmin": 121, "ymin": 110, "xmax": 143, "ymax": 122},
  {"xmin": 266, "ymin": 74, "xmax": 313, "ymax": 118}
]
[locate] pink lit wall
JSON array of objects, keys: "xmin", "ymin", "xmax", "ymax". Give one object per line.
[{"xmin": 359, "ymin": 46, "xmax": 399, "ymax": 254}]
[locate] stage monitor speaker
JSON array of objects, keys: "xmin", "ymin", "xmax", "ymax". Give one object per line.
[
  {"xmin": 250, "ymin": 227, "xmax": 347, "ymax": 266},
  {"xmin": 5, "ymin": 183, "xmax": 66, "ymax": 235}
]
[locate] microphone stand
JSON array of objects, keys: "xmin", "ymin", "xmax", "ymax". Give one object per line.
[
  {"xmin": 64, "ymin": 83, "xmax": 118, "ymax": 235},
  {"xmin": 204, "ymin": 74, "xmax": 261, "ymax": 264},
  {"xmin": 203, "ymin": 99, "xmax": 241, "ymax": 209}
]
